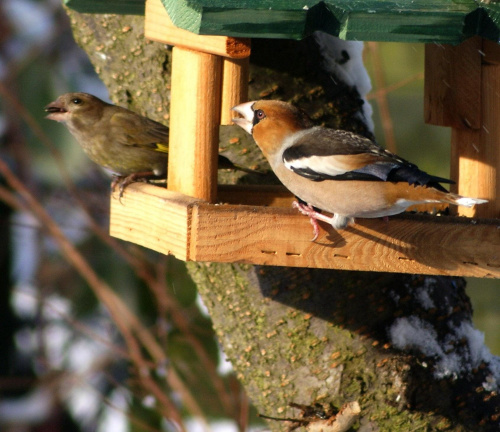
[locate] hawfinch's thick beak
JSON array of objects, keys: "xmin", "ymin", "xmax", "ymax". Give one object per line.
[{"xmin": 232, "ymin": 101, "xmax": 255, "ymax": 134}]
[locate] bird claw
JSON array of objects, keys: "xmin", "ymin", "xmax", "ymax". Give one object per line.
[
  {"xmin": 111, "ymin": 175, "xmax": 124, "ymax": 197},
  {"xmin": 309, "ymin": 219, "xmax": 320, "ymax": 242},
  {"xmin": 292, "ymin": 201, "xmax": 321, "ymax": 241},
  {"xmin": 111, "ymin": 172, "xmax": 155, "ymax": 201},
  {"xmin": 110, "ymin": 176, "xmax": 130, "ymax": 201}
]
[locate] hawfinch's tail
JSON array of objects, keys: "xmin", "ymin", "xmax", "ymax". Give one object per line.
[{"xmin": 444, "ymin": 193, "xmax": 488, "ymax": 208}]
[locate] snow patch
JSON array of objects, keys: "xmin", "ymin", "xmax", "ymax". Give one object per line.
[
  {"xmin": 313, "ymin": 32, "xmax": 374, "ymax": 132},
  {"xmin": 389, "ymin": 316, "xmax": 500, "ymax": 386},
  {"xmin": 415, "ymin": 287, "xmax": 435, "ymax": 310},
  {"xmin": 390, "ymin": 316, "xmax": 441, "ymax": 357}
]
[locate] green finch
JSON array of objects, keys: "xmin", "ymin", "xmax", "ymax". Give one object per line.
[{"xmin": 45, "ymin": 92, "xmax": 255, "ymax": 195}]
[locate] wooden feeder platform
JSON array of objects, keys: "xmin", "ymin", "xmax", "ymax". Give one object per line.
[
  {"xmin": 110, "ymin": 183, "xmax": 499, "ymax": 278},
  {"xmin": 67, "ymin": 0, "xmax": 500, "ymax": 278}
]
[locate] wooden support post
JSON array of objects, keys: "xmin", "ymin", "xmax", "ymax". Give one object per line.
[
  {"xmin": 168, "ymin": 47, "xmax": 222, "ymax": 202},
  {"xmin": 425, "ymin": 37, "xmax": 499, "ymax": 218},
  {"xmin": 220, "ymin": 57, "xmax": 250, "ymax": 125},
  {"xmin": 476, "ymin": 61, "xmax": 500, "ymax": 217},
  {"xmin": 450, "ymin": 62, "xmax": 500, "ymax": 218},
  {"xmin": 144, "ymin": 0, "xmax": 251, "ymax": 201}
]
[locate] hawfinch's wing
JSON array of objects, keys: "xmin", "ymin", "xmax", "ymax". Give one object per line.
[{"xmin": 282, "ymin": 127, "xmax": 452, "ymax": 190}]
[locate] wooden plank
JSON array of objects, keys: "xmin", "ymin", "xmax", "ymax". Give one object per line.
[
  {"xmin": 189, "ymin": 203, "xmax": 500, "ymax": 278},
  {"xmin": 145, "ymin": 0, "xmax": 250, "ymax": 58},
  {"xmin": 161, "ymin": 0, "xmax": 311, "ymax": 39},
  {"xmin": 220, "ymin": 57, "xmax": 250, "ymax": 125},
  {"xmin": 159, "ymin": 0, "xmax": 489, "ymax": 43},
  {"xmin": 110, "ymin": 184, "xmax": 500, "ymax": 277},
  {"xmin": 66, "ymin": 0, "xmax": 500, "ymax": 45},
  {"xmin": 337, "ymin": 6, "xmax": 476, "ymax": 43},
  {"xmin": 424, "ymin": 37, "xmax": 482, "ymax": 129},
  {"xmin": 109, "ymin": 183, "xmax": 201, "ymax": 259},
  {"xmin": 168, "ymin": 46, "xmax": 222, "ymax": 202}
]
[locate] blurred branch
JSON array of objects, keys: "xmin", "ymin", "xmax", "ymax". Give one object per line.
[
  {"xmin": 0, "ymin": 159, "xmax": 188, "ymax": 429},
  {"xmin": 60, "ymin": 355, "xmax": 163, "ymax": 432},
  {"xmin": 16, "ymin": 287, "xmax": 134, "ymax": 364},
  {"xmin": 154, "ymin": 261, "xmax": 236, "ymax": 417},
  {"xmin": 0, "ymin": 0, "xmax": 67, "ymax": 83}
]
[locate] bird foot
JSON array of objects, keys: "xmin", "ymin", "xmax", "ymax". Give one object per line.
[
  {"xmin": 111, "ymin": 171, "xmax": 155, "ymax": 199},
  {"xmin": 292, "ymin": 201, "xmax": 335, "ymax": 241},
  {"xmin": 292, "ymin": 201, "xmax": 354, "ymax": 240}
]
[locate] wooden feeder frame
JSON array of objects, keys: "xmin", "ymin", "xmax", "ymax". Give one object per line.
[{"xmin": 109, "ymin": 0, "xmax": 500, "ymax": 278}]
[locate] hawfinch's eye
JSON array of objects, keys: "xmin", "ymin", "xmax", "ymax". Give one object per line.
[
  {"xmin": 253, "ymin": 109, "xmax": 266, "ymax": 126},
  {"xmin": 71, "ymin": 98, "xmax": 82, "ymax": 105},
  {"xmin": 255, "ymin": 109, "xmax": 266, "ymax": 120}
]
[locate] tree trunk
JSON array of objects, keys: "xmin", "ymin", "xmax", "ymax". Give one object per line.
[{"xmin": 66, "ymin": 9, "xmax": 500, "ymax": 432}]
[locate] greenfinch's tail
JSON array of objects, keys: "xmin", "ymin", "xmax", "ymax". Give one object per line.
[
  {"xmin": 155, "ymin": 144, "xmax": 263, "ymax": 175},
  {"xmin": 218, "ymin": 155, "xmax": 265, "ymax": 175}
]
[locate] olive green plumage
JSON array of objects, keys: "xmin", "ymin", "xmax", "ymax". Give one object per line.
[{"xmin": 45, "ymin": 92, "xmax": 254, "ymax": 192}]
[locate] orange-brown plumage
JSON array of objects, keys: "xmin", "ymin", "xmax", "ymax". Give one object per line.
[
  {"xmin": 232, "ymin": 100, "xmax": 487, "ymax": 239},
  {"xmin": 249, "ymin": 100, "xmax": 314, "ymax": 159}
]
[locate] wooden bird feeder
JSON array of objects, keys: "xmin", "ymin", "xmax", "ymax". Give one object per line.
[{"xmin": 66, "ymin": 0, "xmax": 500, "ymax": 278}]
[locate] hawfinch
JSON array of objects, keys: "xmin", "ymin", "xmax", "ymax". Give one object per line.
[
  {"xmin": 232, "ymin": 100, "xmax": 487, "ymax": 240},
  {"xmin": 46, "ymin": 93, "xmax": 255, "ymax": 195}
]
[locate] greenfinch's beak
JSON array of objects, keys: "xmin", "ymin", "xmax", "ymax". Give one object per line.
[{"xmin": 45, "ymin": 100, "xmax": 67, "ymax": 121}]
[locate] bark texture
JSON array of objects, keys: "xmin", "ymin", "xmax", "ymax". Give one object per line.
[{"xmin": 66, "ymin": 9, "xmax": 500, "ymax": 432}]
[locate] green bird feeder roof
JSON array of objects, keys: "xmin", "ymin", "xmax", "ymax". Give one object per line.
[{"xmin": 65, "ymin": 0, "xmax": 500, "ymax": 44}]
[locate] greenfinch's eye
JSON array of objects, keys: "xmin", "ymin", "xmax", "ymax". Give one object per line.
[{"xmin": 72, "ymin": 98, "xmax": 82, "ymax": 105}]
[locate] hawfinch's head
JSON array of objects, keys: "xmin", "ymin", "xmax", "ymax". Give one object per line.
[{"xmin": 232, "ymin": 100, "xmax": 314, "ymax": 157}]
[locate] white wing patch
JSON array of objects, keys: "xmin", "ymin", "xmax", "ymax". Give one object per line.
[
  {"xmin": 282, "ymin": 129, "xmax": 356, "ymax": 177},
  {"xmin": 284, "ymin": 154, "xmax": 350, "ymax": 177}
]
